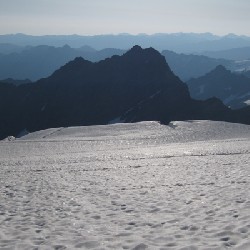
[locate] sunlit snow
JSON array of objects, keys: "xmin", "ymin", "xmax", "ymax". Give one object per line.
[{"xmin": 0, "ymin": 120, "xmax": 250, "ymax": 249}]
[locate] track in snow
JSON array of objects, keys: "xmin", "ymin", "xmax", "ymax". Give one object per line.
[{"xmin": 0, "ymin": 121, "xmax": 250, "ymax": 249}]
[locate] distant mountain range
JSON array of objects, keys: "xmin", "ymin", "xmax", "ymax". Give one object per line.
[
  {"xmin": 0, "ymin": 43, "xmax": 24, "ymax": 54},
  {"xmin": 1, "ymin": 46, "xmax": 250, "ymax": 140},
  {"xmin": 1, "ymin": 43, "xmax": 250, "ymax": 82},
  {"xmin": 161, "ymin": 50, "xmax": 233, "ymax": 81},
  {"xmin": 242, "ymin": 70, "xmax": 250, "ymax": 78},
  {"xmin": 0, "ymin": 78, "xmax": 32, "ymax": 86},
  {"xmin": 199, "ymin": 46, "xmax": 250, "ymax": 60},
  {"xmin": 187, "ymin": 65, "xmax": 250, "ymax": 109},
  {"xmin": 0, "ymin": 45, "xmax": 125, "ymax": 81},
  {"xmin": 1, "ymin": 33, "xmax": 250, "ymax": 53}
]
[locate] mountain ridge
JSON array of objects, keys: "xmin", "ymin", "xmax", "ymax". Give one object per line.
[
  {"xmin": 162, "ymin": 50, "xmax": 233, "ymax": 81},
  {"xmin": 1, "ymin": 33, "xmax": 250, "ymax": 52},
  {"xmin": 187, "ymin": 65, "xmax": 250, "ymax": 109},
  {"xmin": 0, "ymin": 44, "xmax": 126, "ymax": 81},
  {"xmin": 0, "ymin": 46, "xmax": 250, "ymax": 140}
]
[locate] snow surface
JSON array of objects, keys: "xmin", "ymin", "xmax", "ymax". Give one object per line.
[
  {"xmin": 244, "ymin": 100, "xmax": 250, "ymax": 106},
  {"xmin": 0, "ymin": 120, "xmax": 250, "ymax": 249}
]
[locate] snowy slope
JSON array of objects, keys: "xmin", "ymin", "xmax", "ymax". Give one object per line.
[
  {"xmin": 0, "ymin": 120, "xmax": 250, "ymax": 249},
  {"xmin": 19, "ymin": 120, "xmax": 250, "ymax": 142}
]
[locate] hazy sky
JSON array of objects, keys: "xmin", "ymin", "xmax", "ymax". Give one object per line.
[{"xmin": 1, "ymin": 0, "xmax": 250, "ymax": 36}]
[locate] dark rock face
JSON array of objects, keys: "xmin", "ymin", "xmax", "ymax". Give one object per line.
[
  {"xmin": 0, "ymin": 46, "xmax": 249, "ymax": 139},
  {"xmin": 187, "ymin": 65, "xmax": 250, "ymax": 109}
]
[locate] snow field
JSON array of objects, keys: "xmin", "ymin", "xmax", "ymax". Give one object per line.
[{"xmin": 0, "ymin": 121, "xmax": 250, "ymax": 249}]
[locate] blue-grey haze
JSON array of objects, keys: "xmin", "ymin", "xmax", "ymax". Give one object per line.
[{"xmin": 0, "ymin": 0, "xmax": 250, "ymax": 36}]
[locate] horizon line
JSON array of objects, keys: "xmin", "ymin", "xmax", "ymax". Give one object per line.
[{"xmin": 0, "ymin": 32, "xmax": 249, "ymax": 38}]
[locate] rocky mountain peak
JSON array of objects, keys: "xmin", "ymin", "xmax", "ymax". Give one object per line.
[{"xmin": 211, "ymin": 65, "xmax": 229, "ymax": 75}]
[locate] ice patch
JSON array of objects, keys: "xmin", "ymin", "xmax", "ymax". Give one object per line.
[
  {"xmin": 235, "ymin": 59, "xmax": 250, "ymax": 64},
  {"xmin": 244, "ymin": 99, "xmax": 250, "ymax": 105}
]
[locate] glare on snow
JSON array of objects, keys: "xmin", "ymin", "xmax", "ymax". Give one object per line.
[{"xmin": 0, "ymin": 120, "xmax": 250, "ymax": 249}]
